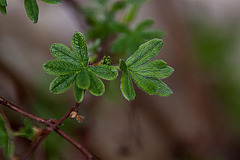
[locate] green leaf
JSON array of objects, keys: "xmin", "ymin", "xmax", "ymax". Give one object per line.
[
  {"xmin": 126, "ymin": 38, "xmax": 163, "ymax": 68},
  {"xmin": 120, "ymin": 71, "xmax": 135, "ymax": 101},
  {"xmin": 123, "ymin": 5, "xmax": 139, "ymax": 23},
  {"xmin": 119, "ymin": 59, "xmax": 127, "ymax": 72},
  {"xmin": 24, "ymin": 0, "xmax": 39, "ymax": 23},
  {"xmin": 50, "ymin": 43, "xmax": 79, "ymax": 65},
  {"xmin": 76, "ymin": 69, "xmax": 90, "ymax": 89},
  {"xmin": 154, "ymin": 79, "xmax": 173, "ymax": 96},
  {"xmin": 135, "ymin": 19, "xmax": 154, "ymax": 31},
  {"xmin": 130, "ymin": 71, "xmax": 172, "ymax": 96},
  {"xmin": 0, "ymin": 5, "xmax": 6, "ymax": 14},
  {"xmin": 130, "ymin": 71, "xmax": 158, "ymax": 95},
  {"xmin": 0, "ymin": 0, "xmax": 7, "ymax": 6},
  {"xmin": 74, "ymin": 84, "xmax": 84, "ymax": 102},
  {"xmin": 41, "ymin": 0, "xmax": 61, "ymax": 4},
  {"xmin": 50, "ymin": 74, "xmax": 77, "ymax": 93},
  {"xmin": 130, "ymin": 60, "xmax": 174, "ymax": 79},
  {"xmin": 0, "ymin": 116, "xmax": 7, "ymax": 146},
  {"xmin": 43, "ymin": 60, "xmax": 81, "ymax": 75},
  {"xmin": 87, "ymin": 71, "xmax": 105, "ymax": 96},
  {"xmin": 0, "ymin": 115, "xmax": 14, "ymax": 159},
  {"xmin": 87, "ymin": 65, "xmax": 118, "ymax": 80},
  {"xmin": 72, "ymin": 32, "xmax": 89, "ymax": 66},
  {"xmin": 18, "ymin": 118, "xmax": 34, "ymax": 140}
]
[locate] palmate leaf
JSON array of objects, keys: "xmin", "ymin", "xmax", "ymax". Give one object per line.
[
  {"xmin": 119, "ymin": 39, "xmax": 173, "ymax": 100},
  {"xmin": 24, "ymin": 0, "xmax": 39, "ymax": 23},
  {"xmin": 43, "ymin": 60, "xmax": 81, "ymax": 75},
  {"xmin": 41, "ymin": 0, "xmax": 61, "ymax": 4}
]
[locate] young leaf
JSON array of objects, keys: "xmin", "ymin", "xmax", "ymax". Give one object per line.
[
  {"xmin": 50, "ymin": 43, "xmax": 80, "ymax": 65},
  {"xmin": 87, "ymin": 65, "xmax": 118, "ymax": 80},
  {"xmin": 130, "ymin": 60, "xmax": 174, "ymax": 79},
  {"xmin": 119, "ymin": 59, "xmax": 127, "ymax": 72},
  {"xmin": 0, "ymin": 0, "xmax": 7, "ymax": 6},
  {"xmin": 121, "ymin": 71, "xmax": 135, "ymax": 101},
  {"xmin": 126, "ymin": 38, "xmax": 163, "ymax": 68},
  {"xmin": 43, "ymin": 60, "xmax": 81, "ymax": 75},
  {"xmin": 74, "ymin": 84, "xmax": 84, "ymax": 102},
  {"xmin": 41, "ymin": 0, "xmax": 61, "ymax": 4},
  {"xmin": 24, "ymin": 0, "xmax": 39, "ymax": 23},
  {"xmin": 72, "ymin": 32, "xmax": 89, "ymax": 66},
  {"xmin": 18, "ymin": 118, "xmax": 34, "ymax": 140},
  {"xmin": 87, "ymin": 71, "xmax": 105, "ymax": 96},
  {"xmin": 130, "ymin": 71, "xmax": 158, "ymax": 95},
  {"xmin": 50, "ymin": 74, "xmax": 77, "ymax": 93},
  {"xmin": 154, "ymin": 79, "xmax": 173, "ymax": 96},
  {"xmin": 0, "ymin": 5, "xmax": 6, "ymax": 14},
  {"xmin": 76, "ymin": 69, "xmax": 90, "ymax": 89}
]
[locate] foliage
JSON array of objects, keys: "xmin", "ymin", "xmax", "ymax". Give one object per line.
[
  {"xmin": 119, "ymin": 39, "xmax": 173, "ymax": 100},
  {"xmin": 0, "ymin": 114, "xmax": 14, "ymax": 159},
  {"xmin": 0, "ymin": 0, "xmax": 61, "ymax": 23},
  {"xmin": 43, "ymin": 32, "xmax": 118, "ymax": 102}
]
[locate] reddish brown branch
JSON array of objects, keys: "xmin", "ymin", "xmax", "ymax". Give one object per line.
[{"xmin": 0, "ymin": 96, "xmax": 97, "ymax": 160}]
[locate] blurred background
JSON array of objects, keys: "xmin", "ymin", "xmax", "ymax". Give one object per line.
[{"xmin": 1, "ymin": 0, "xmax": 240, "ymax": 159}]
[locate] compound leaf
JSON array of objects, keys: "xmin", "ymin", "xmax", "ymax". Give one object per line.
[
  {"xmin": 72, "ymin": 32, "xmax": 89, "ymax": 66},
  {"xmin": 24, "ymin": 0, "xmax": 39, "ymax": 23},
  {"xmin": 120, "ymin": 71, "xmax": 135, "ymax": 101},
  {"xmin": 87, "ymin": 71, "xmax": 105, "ymax": 96},
  {"xmin": 50, "ymin": 74, "xmax": 76, "ymax": 93},
  {"xmin": 43, "ymin": 60, "xmax": 81, "ymax": 75},
  {"xmin": 74, "ymin": 84, "xmax": 84, "ymax": 102},
  {"xmin": 76, "ymin": 69, "xmax": 90, "ymax": 89},
  {"xmin": 87, "ymin": 65, "xmax": 118, "ymax": 80},
  {"xmin": 126, "ymin": 39, "xmax": 163, "ymax": 68},
  {"xmin": 130, "ymin": 60, "xmax": 174, "ymax": 79},
  {"xmin": 50, "ymin": 43, "xmax": 80, "ymax": 65},
  {"xmin": 41, "ymin": 0, "xmax": 61, "ymax": 4}
]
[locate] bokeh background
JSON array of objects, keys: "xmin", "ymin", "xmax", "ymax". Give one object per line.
[{"xmin": 1, "ymin": 0, "xmax": 240, "ymax": 159}]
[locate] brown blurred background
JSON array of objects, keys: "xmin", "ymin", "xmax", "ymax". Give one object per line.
[{"xmin": 1, "ymin": 0, "xmax": 240, "ymax": 159}]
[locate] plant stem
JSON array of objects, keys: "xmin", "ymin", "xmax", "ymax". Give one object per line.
[{"xmin": 0, "ymin": 96, "xmax": 97, "ymax": 160}]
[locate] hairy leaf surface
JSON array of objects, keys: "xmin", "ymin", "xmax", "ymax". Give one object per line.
[
  {"xmin": 76, "ymin": 69, "xmax": 90, "ymax": 89},
  {"xmin": 43, "ymin": 60, "xmax": 81, "ymax": 75},
  {"xmin": 87, "ymin": 71, "xmax": 105, "ymax": 96},
  {"xmin": 130, "ymin": 60, "xmax": 174, "ymax": 79},
  {"xmin": 72, "ymin": 32, "xmax": 89, "ymax": 66},
  {"xmin": 87, "ymin": 65, "xmax": 118, "ymax": 80},
  {"xmin": 126, "ymin": 38, "xmax": 163, "ymax": 68},
  {"xmin": 121, "ymin": 71, "xmax": 135, "ymax": 101},
  {"xmin": 50, "ymin": 74, "xmax": 76, "ymax": 93}
]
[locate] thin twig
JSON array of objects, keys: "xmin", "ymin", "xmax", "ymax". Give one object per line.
[{"xmin": 0, "ymin": 96, "xmax": 97, "ymax": 160}]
